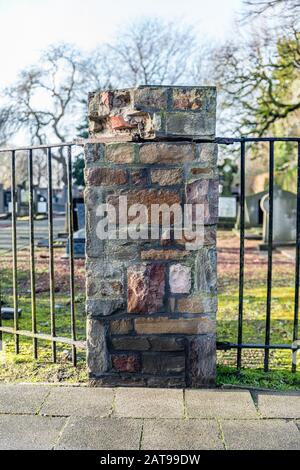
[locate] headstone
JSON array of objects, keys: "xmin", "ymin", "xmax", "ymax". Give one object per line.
[
  {"xmin": 218, "ymin": 196, "xmax": 237, "ymax": 227},
  {"xmin": 0, "ymin": 185, "xmax": 4, "ymax": 214},
  {"xmin": 73, "ymin": 198, "xmax": 85, "ymax": 231},
  {"xmin": 261, "ymin": 186, "xmax": 297, "ymax": 245},
  {"xmin": 245, "ymin": 190, "xmax": 267, "ymax": 227}
]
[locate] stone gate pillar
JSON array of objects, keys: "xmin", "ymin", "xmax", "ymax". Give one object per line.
[{"xmin": 85, "ymin": 86, "xmax": 218, "ymax": 387}]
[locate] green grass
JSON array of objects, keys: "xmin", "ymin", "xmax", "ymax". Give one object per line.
[{"xmin": 0, "ymin": 242, "xmax": 299, "ymax": 389}]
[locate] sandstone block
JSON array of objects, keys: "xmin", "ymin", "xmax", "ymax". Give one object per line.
[
  {"xmin": 151, "ymin": 168, "xmax": 182, "ymax": 186},
  {"xmin": 110, "ymin": 319, "xmax": 133, "ymax": 335},
  {"xmin": 106, "ymin": 143, "xmax": 135, "ymax": 163},
  {"xmin": 139, "ymin": 142, "xmax": 195, "ymax": 164},
  {"xmin": 169, "ymin": 264, "xmax": 191, "ymax": 294},
  {"xmin": 127, "ymin": 264, "xmax": 165, "ymax": 313},
  {"xmin": 141, "ymin": 249, "xmax": 189, "ymax": 261},
  {"xmin": 134, "ymin": 316, "xmax": 215, "ymax": 335},
  {"xmin": 85, "ymin": 167, "xmax": 128, "ymax": 186}
]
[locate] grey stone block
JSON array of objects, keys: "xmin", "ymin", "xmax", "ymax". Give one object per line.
[
  {"xmin": 40, "ymin": 386, "xmax": 114, "ymax": 417},
  {"xmin": 222, "ymin": 419, "xmax": 300, "ymax": 450},
  {"xmin": 185, "ymin": 390, "xmax": 258, "ymax": 419},
  {"xmin": 142, "ymin": 353, "xmax": 185, "ymax": 374},
  {"xmin": 114, "ymin": 387, "xmax": 184, "ymax": 418},
  {"xmin": 0, "ymin": 415, "xmax": 66, "ymax": 450},
  {"xmin": 187, "ymin": 335, "xmax": 216, "ymax": 387},
  {"xmin": 56, "ymin": 417, "xmax": 142, "ymax": 450},
  {"xmin": 257, "ymin": 392, "xmax": 300, "ymax": 418},
  {"xmin": 142, "ymin": 419, "xmax": 223, "ymax": 450},
  {"xmin": 87, "ymin": 318, "xmax": 109, "ymax": 375},
  {"xmin": 0, "ymin": 384, "xmax": 50, "ymax": 414},
  {"xmin": 165, "ymin": 112, "xmax": 215, "ymax": 139}
]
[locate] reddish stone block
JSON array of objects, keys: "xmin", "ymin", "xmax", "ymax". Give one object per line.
[
  {"xmin": 127, "ymin": 264, "xmax": 165, "ymax": 313},
  {"xmin": 112, "ymin": 354, "xmax": 141, "ymax": 373},
  {"xmin": 85, "ymin": 167, "xmax": 128, "ymax": 186},
  {"xmin": 110, "ymin": 116, "xmax": 136, "ymax": 130}
]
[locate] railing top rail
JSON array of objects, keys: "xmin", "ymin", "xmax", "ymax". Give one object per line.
[{"xmin": 1, "ymin": 136, "xmax": 300, "ymax": 153}]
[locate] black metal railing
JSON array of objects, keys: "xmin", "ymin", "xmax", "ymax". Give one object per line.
[
  {"xmin": 216, "ymin": 137, "xmax": 300, "ymax": 372},
  {"xmin": 0, "ymin": 142, "xmax": 85, "ymax": 366},
  {"xmin": 0, "ymin": 137, "xmax": 299, "ymax": 372}
]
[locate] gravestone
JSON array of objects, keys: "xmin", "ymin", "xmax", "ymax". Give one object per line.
[
  {"xmin": 0, "ymin": 185, "xmax": 4, "ymax": 214},
  {"xmin": 260, "ymin": 186, "xmax": 297, "ymax": 246},
  {"xmin": 245, "ymin": 190, "xmax": 267, "ymax": 227},
  {"xmin": 218, "ymin": 196, "xmax": 237, "ymax": 227}
]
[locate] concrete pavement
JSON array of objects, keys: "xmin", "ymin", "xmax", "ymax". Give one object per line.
[{"xmin": 0, "ymin": 383, "xmax": 299, "ymax": 450}]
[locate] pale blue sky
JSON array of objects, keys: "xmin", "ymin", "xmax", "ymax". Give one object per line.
[{"xmin": 0, "ymin": 0, "xmax": 243, "ymax": 86}]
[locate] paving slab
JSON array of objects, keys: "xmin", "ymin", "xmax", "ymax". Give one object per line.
[
  {"xmin": 221, "ymin": 419, "xmax": 300, "ymax": 450},
  {"xmin": 142, "ymin": 418, "xmax": 224, "ymax": 450},
  {"xmin": 56, "ymin": 417, "xmax": 142, "ymax": 450},
  {"xmin": 185, "ymin": 390, "xmax": 258, "ymax": 419},
  {"xmin": 114, "ymin": 388, "xmax": 184, "ymax": 418},
  {"xmin": 40, "ymin": 386, "xmax": 114, "ymax": 417},
  {"xmin": 257, "ymin": 392, "xmax": 300, "ymax": 418},
  {"xmin": 0, "ymin": 414, "xmax": 66, "ymax": 450},
  {"xmin": 0, "ymin": 383, "xmax": 50, "ymax": 414}
]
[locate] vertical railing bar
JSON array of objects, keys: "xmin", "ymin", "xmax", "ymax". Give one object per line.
[
  {"xmin": 264, "ymin": 140, "xmax": 274, "ymax": 372},
  {"xmin": 11, "ymin": 150, "xmax": 19, "ymax": 354},
  {"xmin": 47, "ymin": 147, "xmax": 56, "ymax": 363},
  {"xmin": 237, "ymin": 140, "xmax": 246, "ymax": 369},
  {"xmin": 292, "ymin": 141, "xmax": 300, "ymax": 372},
  {"xmin": 28, "ymin": 149, "xmax": 37, "ymax": 359},
  {"xmin": 67, "ymin": 145, "xmax": 77, "ymax": 366}
]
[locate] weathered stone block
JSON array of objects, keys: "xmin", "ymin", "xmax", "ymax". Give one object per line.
[
  {"xmin": 130, "ymin": 169, "xmax": 148, "ymax": 186},
  {"xmin": 106, "ymin": 143, "xmax": 135, "ymax": 163},
  {"xmin": 85, "ymin": 167, "xmax": 128, "ymax": 186},
  {"xmin": 187, "ymin": 335, "xmax": 216, "ymax": 387},
  {"xmin": 86, "ymin": 299, "xmax": 125, "ymax": 318},
  {"xmin": 196, "ymin": 248, "xmax": 217, "ymax": 293},
  {"xmin": 134, "ymin": 316, "xmax": 215, "ymax": 335},
  {"xmin": 169, "ymin": 264, "xmax": 191, "ymax": 294},
  {"xmin": 112, "ymin": 354, "xmax": 141, "ymax": 373},
  {"xmin": 172, "ymin": 87, "xmax": 216, "ymax": 112},
  {"xmin": 133, "ymin": 87, "xmax": 168, "ymax": 110},
  {"xmin": 127, "ymin": 264, "xmax": 165, "ymax": 313},
  {"xmin": 186, "ymin": 178, "xmax": 219, "ymax": 225},
  {"xmin": 111, "ymin": 336, "xmax": 151, "ymax": 351},
  {"xmin": 139, "ymin": 142, "xmax": 195, "ymax": 164},
  {"xmin": 142, "ymin": 353, "xmax": 185, "ymax": 374},
  {"xmin": 166, "ymin": 113, "xmax": 215, "ymax": 139},
  {"xmin": 176, "ymin": 294, "xmax": 217, "ymax": 315},
  {"xmin": 141, "ymin": 249, "xmax": 189, "ymax": 261},
  {"xmin": 151, "ymin": 168, "xmax": 182, "ymax": 186},
  {"xmin": 110, "ymin": 319, "xmax": 133, "ymax": 335},
  {"xmin": 85, "ymin": 143, "xmax": 104, "ymax": 167},
  {"xmin": 87, "ymin": 319, "xmax": 108, "ymax": 376}
]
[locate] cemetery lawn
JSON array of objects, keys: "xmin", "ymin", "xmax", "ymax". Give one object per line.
[{"xmin": 0, "ymin": 231, "xmax": 299, "ymax": 389}]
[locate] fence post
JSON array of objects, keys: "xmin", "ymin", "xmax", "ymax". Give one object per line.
[{"xmin": 85, "ymin": 86, "xmax": 218, "ymax": 387}]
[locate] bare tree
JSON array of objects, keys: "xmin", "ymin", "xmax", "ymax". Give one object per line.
[
  {"xmin": 243, "ymin": 0, "xmax": 300, "ymax": 18},
  {"xmin": 0, "ymin": 43, "xmax": 85, "ymax": 184},
  {"xmin": 106, "ymin": 18, "xmax": 196, "ymax": 87}
]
